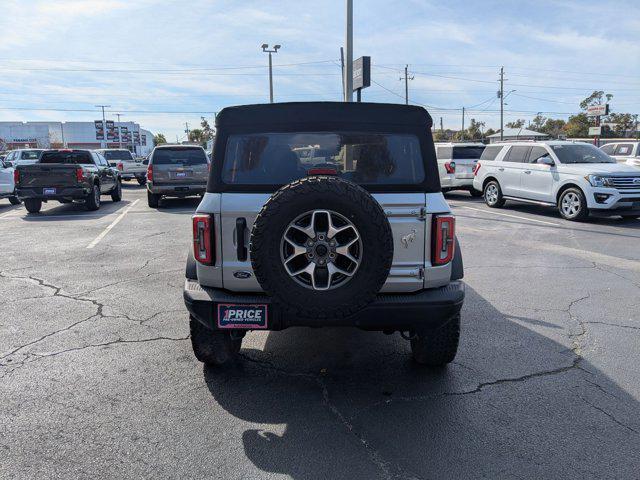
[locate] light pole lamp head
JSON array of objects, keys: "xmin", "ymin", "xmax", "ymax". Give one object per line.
[
  {"xmin": 274, "ymin": 44, "xmax": 281, "ymax": 51},
  {"xmin": 261, "ymin": 43, "xmax": 269, "ymax": 51}
]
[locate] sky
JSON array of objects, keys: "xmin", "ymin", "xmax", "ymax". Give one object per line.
[{"xmin": 0, "ymin": 0, "xmax": 638, "ymax": 140}]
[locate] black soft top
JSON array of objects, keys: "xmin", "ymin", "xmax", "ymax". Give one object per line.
[{"xmin": 215, "ymin": 102, "xmax": 432, "ymax": 129}]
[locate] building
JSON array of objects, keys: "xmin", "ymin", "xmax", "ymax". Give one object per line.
[
  {"xmin": 487, "ymin": 128, "xmax": 550, "ymax": 143},
  {"xmin": 0, "ymin": 121, "xmax": 155, "ymax": 156}
]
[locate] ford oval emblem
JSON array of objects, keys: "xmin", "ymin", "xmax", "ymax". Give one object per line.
[{"xmin": 233, "ymin": 271, "xmax": 252, "ymax": 279}]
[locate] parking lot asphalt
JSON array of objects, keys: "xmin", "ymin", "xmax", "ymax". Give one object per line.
[{"xmin": 1, "ymin": 184, "xmax": 639, "ymax": 479}]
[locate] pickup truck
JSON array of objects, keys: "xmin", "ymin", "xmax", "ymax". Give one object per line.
[
  {"xmin": 95, "ymin": 148, "xmax": 147, "ymax": 185},
  {"xmin": 0, "ymin": 158, "xmax": 21, "ymax": 205},
  {"xmin": 15, "ymin": 149, "xmax": 122, "ymax": 213}
]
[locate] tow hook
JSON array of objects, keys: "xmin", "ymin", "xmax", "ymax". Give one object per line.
[{"xmin": 399, "ymin": 330, "xmax": 418, "ymax": 341}]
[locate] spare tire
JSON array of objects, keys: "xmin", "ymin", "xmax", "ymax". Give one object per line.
[{"xmin": 250, "ymin": 176, "xmax": 393, "ymax": 319}]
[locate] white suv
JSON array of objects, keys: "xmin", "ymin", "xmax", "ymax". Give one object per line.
[
  {"xmin": 435, "ymin": 142, "xmax": 485, "ymax": 196},
  {"xmin": 600, "ymin": 141, "xmax": 640, "ymax": 168},
  {"xmin": 473, "ymin": 141, "xmax": 640, "ymax": 221}
]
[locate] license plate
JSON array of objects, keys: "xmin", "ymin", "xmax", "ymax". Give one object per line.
[
  {"xmin": 43, "ymin": 188, "xmax": 56, "ymax": 195},
  {"xmin": 176, "ymin": 172, "xmax": 186, "ymax": 177},
  {"xmin": 217, "ymin": 304, "xmax": 268, "ymax": 329}
]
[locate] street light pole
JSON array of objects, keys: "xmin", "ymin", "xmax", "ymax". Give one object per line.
[
  {"xmin": 344, "ymin": 0, "xmax": 353, "ymax": 102},
  {"xmin": 261, "ymin": 44, "xmax": 281, "ymax": 103},
  {"xmin": 95, "ymin": 104, "xmax": 110, "ymax": 148},
  {"xmin": 115, "ymin": 113, "xmax": 123, "ymax": 149}
]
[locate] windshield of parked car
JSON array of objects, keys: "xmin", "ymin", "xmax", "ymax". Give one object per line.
[
  {"xmin": 222, "ymin": 132, "xmax": 425, "ymax": 185},
  {"xmin": 452, "ymin": 146, "xmax": 485, "ymax": 159},
  {"xmin": 20, "ymin": 150, "xmax": 42, "ymax": 160},
  {"xmin": 153, "ymin": 147, "xmax": 208, "ymax": 166},
  {"xmin": 551, "ymin": 144, "xmax": 616, "ymax": 164},
  {"xmin": 102, "ymin": 150, "xmax": 133, "ymax": 161},
  {"xmin": 40, "ymin": 151, "xmax": 94, "ymax": 164}
]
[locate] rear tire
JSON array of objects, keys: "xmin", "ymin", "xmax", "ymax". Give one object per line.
[
  {"xmin": 85, "ymin": 183, "xmax": 101, "ymax": 211},
  {"xmin": 483, "ymin": 180, "xmax": 505, "ymax": 208},
  {"xmin": 24, "ymin": 198, "xmax": 42, "ymax": 214},
  {"xmin": 137, "ymin": 177, "xmax": 147, "ymax": 186},
  {"xmin": 8, "ymin": 196, "xmax": 21, "ymax": 205},
  {"xmin": 147, "ymin": 190, "xmax": 161, "ymax": 208},
  {"xmin": 558, "ymin": 187, "xmax": 588, "ymax": 221},
  {"xmin": 110, "ymin": 180, "xmax": 122, "ymax": 202},
  {"xmin": 190, "ymin": 316, "xmax": 242, "ymax": 366},
  {"xmin": 469, "ymin": 188, "xmax": 483, "ymax": 198},
  {"xmin": 411, "ymin": 314, "xmax": 460, "ymax": 366}
]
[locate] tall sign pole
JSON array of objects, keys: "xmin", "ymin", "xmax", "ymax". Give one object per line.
[
  {"xmin": 344, "ymin": 0, "xmax": 353, "ymax": 102},
  {"xmin": 499, "ymin": 67, "xmax": 504, "ymax": 141}
]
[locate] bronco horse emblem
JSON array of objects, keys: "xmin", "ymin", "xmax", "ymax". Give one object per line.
[{"xmin": 401, "ymin": 229, "xmax": 417, "ymax": 248}]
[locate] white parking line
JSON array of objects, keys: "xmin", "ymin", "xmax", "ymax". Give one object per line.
[
  {"xmin": 455, "ymin": 205, "xmax": 561, "ymax": 226},
  {"xmin": 86, "ymin": 199, "xmax": 140, "ymax": 249}
]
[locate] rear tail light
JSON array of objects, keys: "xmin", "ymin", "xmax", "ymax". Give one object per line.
[
  {"xmin": 307, "ymin": 168, "xmax": 338, "ymax": 175},
  {"xmin": 117, "ymin": 162, "xmax": 124, "ymax": 171},
  {"xmin": 444, "ymin": 162, "xmax": 456, "ymax": 174},
  {"xmin": 147, "ymin": 164, "xmax": 153, "ymax": 182},
  {"xmin": 13, "ymin": 169, "xmax": 20, "ymax": 185},
  {"xmin": 192, "ymin": 214, "xmax": 214, "ymax": 264},
  {"xmin": 473, "ymin": 162, "xmax": 481, "ymax": 176},
  {"xmin": 432, "ymin": 215, "xmax": 455, "ymax": 265},
  {"xmin": 75, "ymin": 167, "xmax": 84, "ymax": 182}
]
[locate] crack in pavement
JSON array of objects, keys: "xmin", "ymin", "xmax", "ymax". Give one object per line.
[
  {"xmin": 578, "ymin": 395, "xmax": 638, "ymax": 434},
  {"xmin": 583, "ymin": 321, "xmax": 640, "ymax": 331}
]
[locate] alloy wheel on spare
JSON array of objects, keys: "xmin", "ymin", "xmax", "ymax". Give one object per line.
[{"xmin": 280, "ymin": 209, "xmax": 362, "ymax": 291}]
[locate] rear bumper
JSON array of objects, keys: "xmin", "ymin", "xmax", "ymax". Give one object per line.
[
  {"xmin": 183, "ymin": 279, "xmax": 465, "ymax": 332},
  {"xmin": 121, "ymin": 173, "xmax": 146, "ymax": 180},
  {"xmin": 16, "ymin": 186, "xmax": 89, "ymax": 200},
  {"xmin": 148, "ymin": 183, "xmax": 206, "ymax": 196},
  {"xmin": 441, "ymin": 175, "xmax": 474, "ymax": 189}
]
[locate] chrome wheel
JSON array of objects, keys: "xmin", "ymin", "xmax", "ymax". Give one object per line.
[
  {"xmin": 280, "ymin": 209, "xmax": 362, "ymax": 291},
  {"xmin": 561, "ymin": 192, "xmax": 581, "ymax": 218},
  {"xmin": 485, "ymin": 183, "xmax": 499, "ymax": 205}
]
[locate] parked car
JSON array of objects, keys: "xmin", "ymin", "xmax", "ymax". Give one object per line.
[
  {"xmin": 473, "ymin": 141, "xmax": 640, "ymax": 220},
  {"xmin": 0, "ymin": 158, "xmax": 21, "ymax": 205},
  {"xmin": 95, "ymin": 148, "xmax": 147, "ymax": 185},
  {"xmin": 435, "ymin": 142, "xmax": 485, "ymax": 196},
  {"xmin": 183, "ymin": 102, "xmax": 465, "ymax": 367},
  {"xmin": 145, "ymin": 145, "xmax": 209, "ymax": 208},
  {"xmin": 600, "ymin": 141, "xmax": 640, "ymax": 168},
  {"xmin": 15, "ymin": 149, "xmax": 121, "ymax": 214},
  {"xmin": 3, "ymin": 149, "xmax": 44, "ymax": 167}
]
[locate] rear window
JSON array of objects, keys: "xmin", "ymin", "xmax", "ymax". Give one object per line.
[
  {"xmin": 222, "ymin": 132, "xmax": 425, "ymax": 185},
  {"xmin": 20, "ymin": 150, "xmax": 42, "ymax": 160},
  {"xmin": 452, "ymin": 146, "xmax": 485, "ymax": 159},
  {"xmin": 40, "ymin": 151, "xmax": 93, "ymax": 164},
  {"xmin": 480, "ymin": 146, "xmax": 503, "ymax": 161},
  {"xmin": 102, "ymin": 150, "xmax": 133, "ymax": 161},
  {"xmin": 152, "ymin": 147, "xmax": 207, "ymax": 166}
]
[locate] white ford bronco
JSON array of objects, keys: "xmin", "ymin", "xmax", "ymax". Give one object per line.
[{"xmin": 183, "ymin": 102, "xmax": 464, "ymax": 366}]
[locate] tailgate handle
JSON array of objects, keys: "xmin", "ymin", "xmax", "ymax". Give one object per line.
[{"xmin": 236, "ymin": 218, "xmax": 247, "ymax": 261}]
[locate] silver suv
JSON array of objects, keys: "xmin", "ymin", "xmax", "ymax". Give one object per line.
[
  {"xmin": 183, "ymin": 102, "xmax": 465, "ymax": 367},
  {"xmin": 146, "ymin": 145, "xmax": 209, "ymax": 207}
]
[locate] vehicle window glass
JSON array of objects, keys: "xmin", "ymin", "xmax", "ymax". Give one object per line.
[
  {"xmin": 101, "ymin": 150, "xmax": 133, "ymax": 161},
  {"xmin": 528, "ymin": 146, "xmax": 551, "ymax": 163},
  {"xmin": 222, "ymin": 132, "xmax": 425, "ymax": 185},
  {"xmin": 40, "ymin": 151, "xmax": 94, "ymax": 164},
  {"xmin": 20, "ymin": 150, "xmax": 41, "ymax": 160},
  {"xmin": 613, "ymin": 144, "xmax": 633, "ymax": 156},
  {"xmin": 436, "ymin": 146, "xmax": 452, "ymax": 160},
  {"xmin": 452, "ymin": 146, "xmax": 485, "ymax": 159},
  {"xmin": 152, "ymin": 148, "xmax": 207, "ymax": 166},
  {"xmin": 96, "ymin": 154, "xmax": 108, "ymax": 166},
  {"xmin": 599, "ymin": 144, "xmax": 615, "ymax": 155},
  {"xmin": 479, "ymin": 146, "xmax": 503, "ymax": 161},
  {"xmin": 504, "ymin": 146, "xmax": 530, "ymax": 163},
  {"xmin": 551, "ymin": 144, "xmax": 615, "ymax": 164}
]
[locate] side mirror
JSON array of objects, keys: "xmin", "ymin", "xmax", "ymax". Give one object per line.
[
  {"xmin": 142, "ymin": 159, "xmax": 149, "ymax": 166},
  {"xmin": 537, "ymin": 156, "xmax": 554, "ymax": 166}
]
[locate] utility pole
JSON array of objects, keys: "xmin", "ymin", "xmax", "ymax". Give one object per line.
[
  {"xmin": 440, "ymin": 117, "xmax": 444, "ymax": 136},
  {"xmin": 461, "ymin": 107, "xmax": 465, "ymax": 140},
  {"xmin": 340, "ymin": 47, "xmax": 345, "ymax": 100},
  {"xmin": 634, "ymin": 114, "xmax": 639, "ymax": 141},
  {"xmin": 400, "ymin": 65, "xmax": 414, "ymax": 105},
  {"xmin": 499, "ymin": 67, "xmax": 504, "ymax": 141},
  {"xmin": 344, "ymin": 0, "xmax": 353, "ymax": 102},
  {"xmin": 115, "ymin": 113, "xmax": 123, "ymax": 149},
  {"xmin": 95, "ymin": 104, "xmax": 110, "ymax": 148},
  {"xmin": 184, "ymin": 122, "xmax": 190, "ymax": 142},
  {"xmin": 261, "ymin": 44, "xmax": 281, "ymax": 103}
]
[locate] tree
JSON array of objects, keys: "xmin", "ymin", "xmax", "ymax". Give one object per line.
[
  {"xmin": 153, "ymin": 133, "xmax": 167, "ymax": 145},
  {"xmin": 579, "ymin": 90, "xmax": 613, "ymax": 110},
  {"xmin": 563, "ymin": 113, "xmax": 590, "ymax": 137},
  {"xmin": 505, "ymin": 119, "xmax": 525, "ymax": 128},
  {"xmin": 200, "ymin": 117, "xmax": 215, "ymax": 142},
  {"xmin": 188, "ymin": 128, "xmax": 206, "ymax": 146},
  {"xmin": 466, "ymin": 118, "xmax": 485, "ymax": 140},
  {"xmin": 540, "ymin": 118, "xmax": 566, "ymax": 138},
  {"xmin": 607, "ymin": 113, "xmax": 635, "ymax": 137},
  {"xmin": 530, "ymin": 115, "xmax": 546, "ymax": 132},
  {"xmin": 485, "ymin": 128, "xmax": 496, "ymax": 137}
]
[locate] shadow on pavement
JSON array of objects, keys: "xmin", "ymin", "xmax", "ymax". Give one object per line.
[
  {"xmin": 15, "ymin": 198, "xmax": 134, "ymax": 221},
  {"xmin": 202, "ymin": 286, "xmax": 639, "ymax": 479}
]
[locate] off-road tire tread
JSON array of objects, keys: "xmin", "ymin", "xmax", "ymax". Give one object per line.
[
  {"xmin": 24, "ymin": 198, "xmax": 42, "ymax": 213},
  {"xmin": 250, "ymin": 176, "xmax": 393, "ymax": 319},
  {"xmin": 9, "ymin": 196, "xmax": 21, "ymax": 205},
  {"xmin": 85, "ymin": 183, "xmax": 100, "ymax": 211},
  {"xmin": 147, "ymin": 191, "xmax": 160, "ymax": 208},
  {"xmin": 411, "ymin": 314, "xmax": 460, "ymax": 366},
  {"xmin": 110, "ymin": 181, "xmax": 122, "ymax": 202}
]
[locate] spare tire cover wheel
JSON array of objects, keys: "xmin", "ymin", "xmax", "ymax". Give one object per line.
[{"xmin": 250, "ymin": 176, "xmax": 393, "ymax": 319}]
